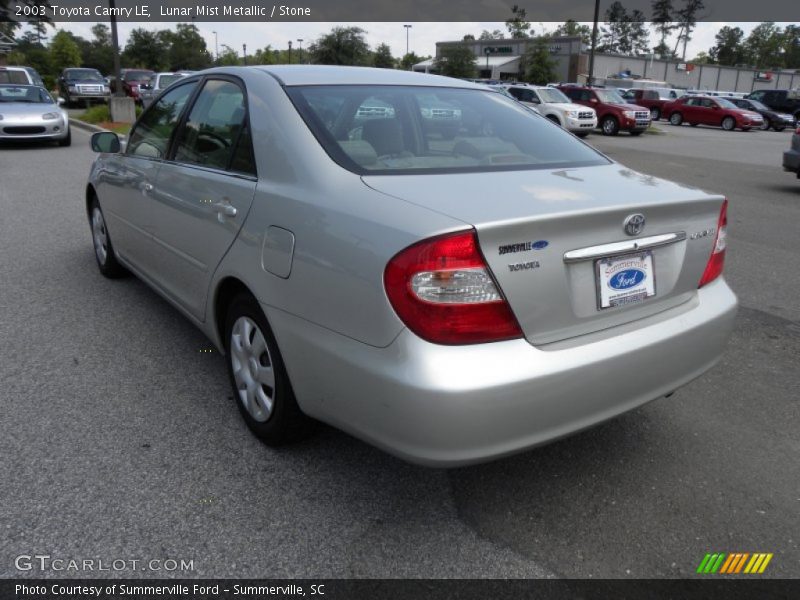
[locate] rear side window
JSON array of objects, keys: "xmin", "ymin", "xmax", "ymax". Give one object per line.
[
  {"xmin": 127, "ymin": 81, "xmax": 197, "ymax": 158},
  {"xmin": 0, "ymin": 70, "xmax": 30, "ymax": 84},
  {"xmin": 173, "ymin": 79, "xmax": 253, "ymax": 174},
  {"xmin": 287, "ymin": 85, "xmax": 608, "ymax": 175}
]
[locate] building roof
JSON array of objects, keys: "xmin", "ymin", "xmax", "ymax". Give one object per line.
[{"xmin": 414, "ymin": 55, "xmax": 521, "ymax": 69}]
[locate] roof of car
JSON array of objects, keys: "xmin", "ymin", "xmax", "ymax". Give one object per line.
[{"xmin": 241, "ymin": 65, "xmax": 484, "ymax": 88}]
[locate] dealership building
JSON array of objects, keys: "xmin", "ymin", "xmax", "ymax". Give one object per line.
[{"xmin": 414, "ymin": 36, "xmax": 800, "ymax": 93}]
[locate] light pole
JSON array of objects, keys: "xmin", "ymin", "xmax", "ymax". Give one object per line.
[
  {"xmin": 109, "ymin": 0, "xmax": 122, "ymax": 97},
  {"xmin": 403, "ymin": 24, "xmax": 412, "ymax": 57},
  {"xmin": 243, "ymin": 44, "xmax": 247, "ymax": 66},
  {"xmin": 288, "ymin": 40, "xmax": 293, "ymax": 64},
  {"xmin": 297, "ymin": 39, "xmax": 303, "ymax": 64},
  {"xmin": 212, "ymin": 30, "xmax": 218, "ymax": 63},
  {"xmin": 588, "ymin": 0, "xmax": 600, "ymax": 86}
]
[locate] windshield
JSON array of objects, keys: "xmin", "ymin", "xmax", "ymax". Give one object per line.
[
  {"xmin": 744, "ymin": 99, "xmax": 767, "ymax": 111},
  {"xmin": 287, "ymin": 85, "xmax": 608, "ymax": 175},
  {"xmin": 537, "ymin": 88, "xmax": 570, "ymax": 103},
  {"xmin": 158, "ymin": 74, "xmax": 184, "ymax": 88},
  {"xmin": 0, "ymin": 85, "xmax": 54, "ymax": 104},
  {"xmin": 595, "ymin": 90, "xmax": 626, "ymax": 104},
  {"xmin": 716, "ymin": 98, "xmax": 738, "ymax": 109},
  {"xmin": 65, "ymin": 69, "xmax": 103, "ymax": 81}
]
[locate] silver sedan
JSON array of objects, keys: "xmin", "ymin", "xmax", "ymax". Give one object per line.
[
  {"xmin": 85, "ymin": 66, "xmax": 737, "ymax": 466},
  {"xmin": 0, "ymin": 84, "xmax": 70, "ymax": 145}
]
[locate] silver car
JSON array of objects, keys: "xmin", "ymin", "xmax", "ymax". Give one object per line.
[
  {"xmin": 85, "ymin": 66, "xmax": 737, "ymax": 466},
  {"xmin": 139, "ymin": 71, "xmax": 193, "ymax": 108},
  {"xmin": 0, "ymin": 84, "xmax": 70, "ymax": 145}
]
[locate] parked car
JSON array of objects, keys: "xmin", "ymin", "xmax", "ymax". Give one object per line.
[
  {"xmin": 746, "ymin": 89, "xmax": 800, "ymax": 124},
  {"xmin": 0, "ymin": 66, "xmax": 44, "ymax": 86},
  {"xmin": 85, "ymin": 66, "xmax": 737, "ymax": 466},
  {"xmin": 622, "ymin": 88, "xmax": 677, "ymax": 121},
  {"xmin": 487, "ymin": 85, "xmax": 539, "ymax": 114},
  {"xmin": 139, "ymin": 71, "xmax": 191, "ymax": 108},
  {"xmin": 58, "ymin": 68, "xmax": 111, "ymax": 106},
  {"xmin": 663, "ymin": 95, "xmax": 764, "ymax": 131},
  {"xmin": 115, "ymin": 69, "xmax": 155, "ymax": 104},
  {"xmin": 727, "ymin": 97, "xmax": 795, "ymax": 132},
  {"xmin": 558, "ymin": 85, "xmax": 650, "ymax": 136},
  {"xmin": 0, "ymin": 83, "xmax": 70, "ymax": 146},
  {"xmin": 783, "ymin": 126, "xmax": 800, "ymax": 178},
  {"xmin": 503, "ymin": 84, "xmax": 596, "ymax": 137}
]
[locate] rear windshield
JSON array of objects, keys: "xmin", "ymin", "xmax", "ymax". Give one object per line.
[
  {"xmin": 286, "ymin": 85, "xmax": 608, "ymax": 175},
  {"xmin": 158, "ymin": 74, "xmax": 184, "ymax": 88},
  {"xmin": 125, "ymin": 70, "xmax": 154, "ymax": 82}
]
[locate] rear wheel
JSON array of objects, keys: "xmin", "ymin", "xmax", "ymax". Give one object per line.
[
  {"xmin": 224, "ymin": 294, "xmax": 311, "ymax": 445},
  {"xmin": 721, "ymin": 116, "xmax": 736, "ymax": 131},
  {"xmin": 89, "ymin": 197, "xmax": 126, "ymax": 278},
  {"xmin": 601, "ymin": 116, "xmax": 619, "ymax": 136},
  {"xmin": 774, "ymin": 126, "xmax": 786, "ymax": 132},
  {"xmin": 669, "ymin": 112, "xmax": 683, "ymax": 126}
]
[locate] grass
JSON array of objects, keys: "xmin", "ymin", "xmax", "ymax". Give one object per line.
[{"xmin": 645, "ymin": 124, "xmax": 666, "ymax": 135}]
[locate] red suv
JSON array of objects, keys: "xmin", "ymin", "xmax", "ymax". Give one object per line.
[
  {"xmin": 622, "ymin": 88, "xmax": 679, "ymax": 121},
  {"xmin": 116, "ymin": 69, "xmax": 155, "ymax": 104},
  {"xmin": 558, "ymin": 85, "xmax": 650, "ymax": 136},
  {"xmin": 662, "ymin": 96, "xmax": 764, "ymax": 131}
]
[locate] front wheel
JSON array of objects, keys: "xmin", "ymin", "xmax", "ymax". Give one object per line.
[
  {"xmin": 58, "ymin": 128, "xmax": 71, "ymax": 147},
  {"xmin": 89, "ymin": 198, "xmax": 126, "ymax": 278},
  {"xmin": 650, "ymin": 108, "xmax": 661, "ymax": 121},
  {"xmin": 759, "ymin": 119, "xmax": 771, "ymax": 131},
  {"xmin": 601, "ymin": 116, "xmax": 619, "ymax": 136},
  {"xmin": 721, "ymin": 116, "xmax": 736, "ymax": 131},
  {"xmin": 224, "ymin": 294, "xmax": 311, "ymax": 445},
  {"xmin": 669, "ymin": 112, "xmax": 683, "ymax": 126}
]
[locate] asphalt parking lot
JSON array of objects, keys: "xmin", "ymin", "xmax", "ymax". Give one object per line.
[{"xmin": 0, "ymin": 123, "xmax": 798, "ymax": 579}]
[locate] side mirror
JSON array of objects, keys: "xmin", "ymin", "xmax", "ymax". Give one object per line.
[
  {"xmin": 57, "ymin": 97, "xmax": 65, "ymax": 105},
  {"xmin": 91, "ymin": 131, "xmax": 121, "ymax": 153},
  {"xmin": 590, "ymin": 98, "xmax": 599, "ymax": 104}
]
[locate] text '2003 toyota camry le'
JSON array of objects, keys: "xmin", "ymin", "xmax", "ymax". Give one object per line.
[{"xmin": 86, "ymin": 66, "xmax": 737, "ymax": 466}]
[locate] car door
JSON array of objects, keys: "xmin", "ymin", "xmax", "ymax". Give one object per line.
[
  {"xmin": 148, "ymin": 76, "xmax": 257, "ymax": 321},
  {"xmin": 96, "ymin": 80, "xmax": 197, "ymax": 273}
]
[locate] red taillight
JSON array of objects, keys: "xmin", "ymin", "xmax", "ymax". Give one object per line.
[
  {"xmin": 698, "ymin": 199, "xmax": 728, "ymax": 288},
  {"xmin": 384, "ymin": 230, "xmax": 523, "ymax": 345}
]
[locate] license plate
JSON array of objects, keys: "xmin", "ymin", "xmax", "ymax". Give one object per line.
[{"xmin": 596, "ymin": 252, "xmax": 656, "ymax": 309}]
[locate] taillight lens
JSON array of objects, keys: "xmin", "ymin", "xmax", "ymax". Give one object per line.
[
  {"xmin": 698, "ymin": 199, "xmax": 728, "ymax": 288},
  {"xmin": 384, "ymin": 230, "xmax": 523, "ymax": 345}
]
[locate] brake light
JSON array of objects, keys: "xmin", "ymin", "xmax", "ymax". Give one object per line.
[
  {"xmin": 698, "ymin": 199, "xmax": 728, "ymax": 288},
  {"xmin": 384, "ymin": 230, "xmax": 523, "ymax": 344}
]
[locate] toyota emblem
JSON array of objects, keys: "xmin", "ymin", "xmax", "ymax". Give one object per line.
[{"xmin": 623, "ymin": 214, "xmax": 646, "ymax": 236}]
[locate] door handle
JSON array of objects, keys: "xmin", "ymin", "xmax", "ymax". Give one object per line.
[
  {"xmin": 143, "ymin": 182, "xmax": 154, "ymax": 193},
  {"xmin": 212, "ymin": 201, "xmax": 237, "ymax": 217}
]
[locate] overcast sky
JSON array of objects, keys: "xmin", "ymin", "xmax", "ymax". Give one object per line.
[{"xmin": 50, "ymin": 21, "xmax": 791, "ymax": 63}]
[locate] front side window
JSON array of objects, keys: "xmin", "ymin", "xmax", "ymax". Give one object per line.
[
  {"xmin": 287, "ymin": 85, "xmax": 608, "ymax": 175},
  {"xmin": 173, "ymin": 79, "xmax": 252, "ymax": 173},
  {"xmin": 127, "ymin": 81, "xmax": 197, "ymax": 158}
]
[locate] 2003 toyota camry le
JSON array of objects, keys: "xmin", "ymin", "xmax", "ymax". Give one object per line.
[{"xmin": 86, "ymin": 66, "xmax": 737, "ymax": 466}]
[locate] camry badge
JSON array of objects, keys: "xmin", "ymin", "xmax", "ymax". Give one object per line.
[{"xmin": 623, "ymin": 213, "xmax": 646, "ymax": 236}]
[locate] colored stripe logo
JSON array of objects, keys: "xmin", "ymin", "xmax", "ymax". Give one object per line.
[{"xmin": 696, "ymin": 552, "xmax": 773, "ymax": 574}]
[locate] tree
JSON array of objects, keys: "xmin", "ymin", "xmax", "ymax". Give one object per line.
[
  {"xmin": 308, "ymin": 26, "xmax": 371, "ymax": 66},
  {"xmin": 709, "ymin": 26, "xmax": 745, "ymax": 66},
  {"xmin": 0, "ymin": 0, "xmax": 51, "ymax": 39},
  {"xmin": 743, "ymin": 22, "xmax": 784, "ymax": 68},
  {"xmin": 217, "ymin": 44, "xmax": 241, "ymax": 66},
  {"xmin": 49, "ymin": 30, "xmax": 82, "ymax": 74},
  {"xmin": 505, "ymin": 4, "xmax": 531, "ymax": 39},
  {"xmin": 479, "ymin": 29, "xmax": 504, "ymax": 41},
  {"xmin": 651, "ymin": 0, "xmax": 675, "ymax": 56},
  {"xmin": 82, "ymin": 24, "xmax": 114, "ymax": 74},
  {"xmin": 552, "ymin": 20, "xmax": 592, "ymax": 45},
  {"xmin": 162, "ymin": 24, "xmax": 213, "ymax": 70},
  {"xmin": 673, "ymin": 0, "xmax": 705, "ymax": 60},
  {"xmin": 782, "ymin": 25, "xmax": 800, "ymax": 69},
  {"xmin": 434, "ymin": 43, "xmax": 476, "ymax": 78},
  {"xmin": 598, "ymin": 2, "xmax": 628, "ymax": 53},
  {"xmin": 691, "ymin": 51, "xmax": 712, "ymax": 64},
  {"xmin": 462, "ymin": 34, "xmax": 475, "ymax": 41},
  {"xmin": 400, "ymin": 51, "xmax": 427, "ymax": 71},
  {"xmin": 522, "ymin": 36, "xmax": 557, "ymax": 84},
  {"xmin": 252, "ymin": 45, "xmax": 280, "ymax": 65},
  {"xmin": 372, "ymin": 43, "xmax": 395, "ymax": 69},
  {"xmin": 122, "ymin": 28, "xmax": 169, "ymax": 70}
]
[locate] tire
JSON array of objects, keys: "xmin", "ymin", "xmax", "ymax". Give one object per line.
[
  {"xmin": 58, "ymin": 128, "xmax": 71, "ymax": 147},
  {"xmin": 224, "ymin": 294, "xmax": 310, "ymax": 446},
  {"xmin": 669, "ymin": 112, "xmax": 683, "ymax": 126},
  {"xmin": 721, "ymin": 116, "xmax": 736, "ymax": 131},
  {"xmin": 629, "ymin": 131, "xmax": 643, "ymax": 136},
  {"xmin": 650, "ymin": 108, "xmax": 661, "ymax": 121},
  {"xmin": 741, "ymin": 127, "xmax": 751, "ymax": 132},
  {"xmin": 89, "ymin": 197, "xmax": 126, "ymax": 278},
  {"xmin": 546, "ymin": 114, "xmax": 561, "ymax": 127},
  {"xmin": 690, "ymin": 123, "xmax": 699, "ymax": 127},
  {"xmin": 773, "ymin": 126, "xmax": 786, "ymax": 133},
  {"xmin": 601, "ymin": 116, "xmax": 619, "ymax": 136},
  {"xmin": 759, "ymin": 118, "xmax": 770, "ymax": 131}
]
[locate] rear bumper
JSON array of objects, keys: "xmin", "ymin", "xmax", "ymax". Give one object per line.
[{"xmin": 268, "ymin": 278, "xmax": 738, "ymax": 467}]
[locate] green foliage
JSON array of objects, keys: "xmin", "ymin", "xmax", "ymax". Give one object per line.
[
  {"xmin": 217, "ymin": 44, "xmax": 242, "ymax": 66},
  {"xmin": 80, "ymin": 104, "xmax": 112, "ymax": 124},
  {"xmin": 308, "ymin": 26, "xmax": 371, "ymax": 66},
  {"xmin": 599, "ymin": 2, "xmax": 649, "ymax": 55},
  {"xmin": 162, "ymin": 24, "xmax": 213, "ymax": 70},
  {"xmin": 479, "ymin": 30, "xmax": 505, "ymax": 41},
  {"xmin": 709, "ymin": 26, "xmax": 745, "ymax": 65},
  {"xmin": 434, "ymin": 44, "xmax": 476, "ymax": 79},
  {"xmin": 521, "ymin": 37, "xmax": 558, "ymax": 85},
  {"xmin": 744, "ymin": 22, "xmax": 784, "ymax": 68},
  {"xmin": 122, "ymin": 28, "xmax": 168, "ymax": 70},
  {"xmin": 651, "ymin": 0, "xmax": 675, "ymax": 51},
  {"xmin": 552, "ymin": 20, "xmax": 592, "ymax": 45},
  {"xmin": 372, "ymin": 43, "xmax": 395, "ymax": 69},
  {"xmin": 49, "ymin": 30, "xmax": 82, "ymax": 73},
  {"xmin": 400, "ymin": 52, "xmax": 427, "ymax": 71},
  {"xmin": 672, "ymin": 0, "xmax": 705, "ymax": 60},
  {"xmin": 505, "ymin": 5, "xmax": 531, "ymax": 39}
]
